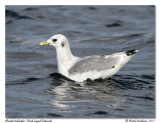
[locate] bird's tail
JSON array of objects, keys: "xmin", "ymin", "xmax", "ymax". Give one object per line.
[{"xmin": 125, "ymin": 50, "xmax": 138, "ymax": 56}]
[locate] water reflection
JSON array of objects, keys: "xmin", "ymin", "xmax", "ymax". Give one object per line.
[{"xmin": 46, "ymin": 73, "xmax": 128, "ymax": 111}]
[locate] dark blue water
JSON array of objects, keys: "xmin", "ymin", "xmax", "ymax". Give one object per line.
[{"xmin": 5, "ymin": 6, "xmax": 155, "ymax": 118}]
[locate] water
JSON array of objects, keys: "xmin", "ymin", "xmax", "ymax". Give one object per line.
[{"xmin": 5, "ymin": 6, "xmax": 155, "ymax": 118}]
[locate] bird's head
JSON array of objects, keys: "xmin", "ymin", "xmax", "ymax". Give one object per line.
[{"xmin": 39, "ymin": 34, "xmax": 68, "ymax": 48}]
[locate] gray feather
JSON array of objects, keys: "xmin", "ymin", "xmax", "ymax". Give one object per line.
[{"xmin": 68, "ymin": 55, "xmax": 120, "ymax": 74}]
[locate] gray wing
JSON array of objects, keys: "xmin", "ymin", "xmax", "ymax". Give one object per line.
[{"xmin": 68, "ymin": 56, "xmax": 120, "ymax": 74}]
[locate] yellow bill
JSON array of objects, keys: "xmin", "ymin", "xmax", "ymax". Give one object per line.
[{"xmin": 39, "ymin": 41, "xmax": 50, "ymax": 45}]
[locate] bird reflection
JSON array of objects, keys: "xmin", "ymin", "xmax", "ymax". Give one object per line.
[{"xmin": 45, "ymin": 73, "xmax": 128, "ymax": 110}]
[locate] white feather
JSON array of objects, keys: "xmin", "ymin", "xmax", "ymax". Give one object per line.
[{"xmin": 44, "ymin": 34, "xmax": 138, "ymax": 82}]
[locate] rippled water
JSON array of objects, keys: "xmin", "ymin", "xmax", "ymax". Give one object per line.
[{"xmin": 5, "ymin": 5, "xmax": 155, "ymax": 118}]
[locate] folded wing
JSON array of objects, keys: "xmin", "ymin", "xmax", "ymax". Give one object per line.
[{"xmin": 68, "ymin": 55, "xmax": 120, "ymax": 74}]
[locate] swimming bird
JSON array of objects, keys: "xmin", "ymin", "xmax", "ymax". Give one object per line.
[{"xmin": 39, "ymin": 34, "xmax": 138, "ymax": 82}]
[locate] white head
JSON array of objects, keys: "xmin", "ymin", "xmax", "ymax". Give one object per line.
[
  {"xmin": 39, "ymin": 34, "xmax": 69, "ymax": 49},
  {"xmin": 39, "ymin": 34, "xmax": 74, "ymax": 64}
]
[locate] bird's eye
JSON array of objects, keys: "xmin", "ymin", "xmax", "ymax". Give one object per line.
[{"xmin": 52, "ymin": 39, "xmax": 57, "ymax": 42}]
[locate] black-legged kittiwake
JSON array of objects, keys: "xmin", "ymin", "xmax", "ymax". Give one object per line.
[{"xmin": 39, "ymin": 34, "xmax": 138, "ymax": 82}]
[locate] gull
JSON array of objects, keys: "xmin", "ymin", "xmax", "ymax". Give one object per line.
[{"xmin": 39, "ymin": 34, "xmax": 138, "ymax": 82}]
